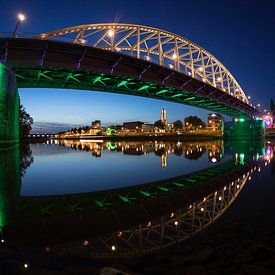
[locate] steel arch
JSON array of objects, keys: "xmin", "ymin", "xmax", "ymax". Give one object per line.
[{"xmin": 35, "ymin": 23, "xmax": 248, "ymax": 103}]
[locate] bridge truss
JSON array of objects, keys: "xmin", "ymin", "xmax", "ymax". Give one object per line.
[{"xmin": 35, "ymin": 23, "xmax": 249, "ymax": 103}]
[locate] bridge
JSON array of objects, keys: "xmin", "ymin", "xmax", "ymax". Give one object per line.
[{"xmin": 0, "ymin": 23, "xmax": 264, "ymax": 141}]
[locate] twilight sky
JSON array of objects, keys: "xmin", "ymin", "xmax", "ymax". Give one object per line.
[{"xmin": 1, "ymin": 0, "xmax": 274, "ymax": 128}]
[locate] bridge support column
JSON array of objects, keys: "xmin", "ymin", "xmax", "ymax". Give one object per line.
[
  {"xmin": 224, "ymin": 119, "xmax": 266, "ymax": 139},
  {"xmin": 0, "ymin": 63, "xmax": 19, "ymax": 143}
]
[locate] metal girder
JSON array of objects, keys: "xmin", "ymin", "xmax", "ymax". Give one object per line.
[
  {"xmin": 34, "ymin": 23, "xmax": 249, "ymax": 103},
  {"xmin": 12, "ymin": 67, "xmax": 252, "ymax": 118}
]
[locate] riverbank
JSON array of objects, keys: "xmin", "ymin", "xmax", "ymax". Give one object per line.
[{"xmin": 28, "ymin": 133, "xmax": 223, "ymax": 143}]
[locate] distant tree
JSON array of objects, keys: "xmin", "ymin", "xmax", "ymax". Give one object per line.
[
  {"xmin": 85, "ymin": 126, "xmax": 90, "ymax": 132},
  {"xmin": 19, "ymin": 104, "xmax": 33, "ymax": 139},
  {"xmin": 77, "ymin": 127, "xmax": 82, "ymax": 134},
  {"xmin": 173, "ymin": 120, "xmax": 183, "ymax": 130},
  {"xmin": 154, "ymin": 120, "xmax": 165, "ymax": 129},
  {"xmin": 184, "ymin": 116, "xmax": 206, "ymax": 128}
]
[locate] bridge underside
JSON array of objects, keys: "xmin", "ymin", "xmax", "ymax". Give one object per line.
[{"xmin": 15, "ymin": 66, "xmax": 247, "ymax": 117}]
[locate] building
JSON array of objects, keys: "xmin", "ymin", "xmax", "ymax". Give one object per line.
[
  {"xmin": 89, "ymin": 120, "xmax": 101, "ymax": 135},
  {"xmin": 207, "ymin": 114, "xmax": 224, "ymax": 131},
  {"xmin": 123, "ymin": 121, "xmax": 144, "ymax": 132},
  {"xmin": 91, "ymin": 120, "xmax": 101, "ymax": 129},
  {"xmin": 161, "ymin": 108, "xmax": 167, "ymax": 124},
  {"xmin": 141, "ymin": 123, "xmax": 154, "ymax": 133}
]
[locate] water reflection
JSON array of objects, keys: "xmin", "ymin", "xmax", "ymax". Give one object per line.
[
  {"xmin": 20, "ymin": 143, "xmax": 33, "ymax": 177},
  {"xmin": 57, "ymin": 140, "xmax": 223, "ymax": 162},
  {"xmin": 0, "ymin": 139, "xmax": 274, "ymax": 257}
]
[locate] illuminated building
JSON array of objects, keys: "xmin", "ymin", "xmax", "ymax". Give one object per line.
[
  {"xmin": 207, "ymin": 113, "xmax": 224, "ymax": 130},
  {"xmin": 161, "ymin": 108, "xmax": 167, "ymax": 124},
  {"xmin": 91, "ymin": 120, "xmax": 101, "ymax": 129},
  {"xmin": 123, "ymin": 121, "xmax": 144, "ymax": 132},
  {"xmin": 89, "ymin": 120, "xmax": 101, "ymax": 135},
  {"xmin": 141, "ymin": 124, "xmax": 154, "ymax": 133}
]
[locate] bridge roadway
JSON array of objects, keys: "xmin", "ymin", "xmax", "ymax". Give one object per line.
[{"xmin": 0, "ymin": 38, "xmax": 262, "ymax": 118}]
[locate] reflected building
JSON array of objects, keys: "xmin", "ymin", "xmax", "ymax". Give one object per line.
[
  {"xmin": 56, "ymin": 139, "xmax": 227, "ymax": 166},
  {"xmin": 208, "ymin": 143, "xmax": 224, "ymax": 163}
]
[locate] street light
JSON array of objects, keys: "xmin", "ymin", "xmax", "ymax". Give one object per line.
[
  {"xmin": 107, "ymin": 29, "xmax": 114, "ymax": 37},
  {"xmin": 12, "ymin": 13, "xmax": 26, "ymax": 38}
]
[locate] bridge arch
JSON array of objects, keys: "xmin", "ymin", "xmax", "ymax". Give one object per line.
[{"xmin": 35, "ymin": 23, "xmax": 248, "ymax": 103}]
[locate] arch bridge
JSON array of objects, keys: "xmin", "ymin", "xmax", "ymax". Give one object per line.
[{"xmin": 0, "ymin": 23, "xmax": 263, "ymax": 141}]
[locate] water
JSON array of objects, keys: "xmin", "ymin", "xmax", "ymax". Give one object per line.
[
  {"xmin": 0, "ymin": 139, "xmax": 274, "ymax": 257},
  {"xmin": 21, "ymin": 140, "xmax": 231, "ymax": 196}
]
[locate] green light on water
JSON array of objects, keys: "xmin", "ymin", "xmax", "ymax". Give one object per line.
[
  {"xmin": 107, "ymin": 141, "xmax": 116, "ymax": 150},
  {"xmin": 240, "ymin": 153, "xmax": 245, "ymax": 165},
  {"xmin": 139, "ymin": 191, "xmax": 151, "ymax": 197},
  {"xmin": 239, "ymin": 118, "xmax": 245, "ymax": 122},
  {"xmin": 256, "ymin": 153, "xmax": 259, "ymax": 161},
  {"xmin": 157, "ymin": 186, "xmax": 169, "ymax": 192},
  {"xmin": 262, "ymin": 147, "xmax": 265, "ymax": 156}
]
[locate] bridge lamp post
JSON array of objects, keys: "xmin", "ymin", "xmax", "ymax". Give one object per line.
[
  {"xmin": 108, "ymin": 29, "xmax": 115, "ymax": 51},
  {"xmin": 172, "ymin": 53, "xmax": 178, "ymax": 71},
  {"xmin": 12, "ymin": 13, "xmax": 26, "ymax": 38}
]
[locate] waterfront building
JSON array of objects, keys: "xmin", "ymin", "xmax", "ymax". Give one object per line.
[
  {"xmin": 123, "ymin": 121, "xmax": 144, "ymax": 133},
  {"xmin": 91, "ymin": 120, "xmax": 101, "ymax": 129},
  {"xmin": 207, "ymin": 113, "xmax": 224, "ymax": 130},
  {"xmin": 141, "ymin": 123, "xmax": 154, "ymax": 133}
]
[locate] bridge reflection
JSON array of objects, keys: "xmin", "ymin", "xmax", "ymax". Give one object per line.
[{"xmin": 0, "ymin": 140, "xmax": 273, "ymax": 257}]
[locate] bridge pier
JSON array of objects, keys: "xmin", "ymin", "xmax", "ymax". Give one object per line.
[
  {"xmin": 0, "ymin": 63, "xmax": 19, "ymax": 143},
  {"xmin": 224, "ymin": 119, "xmax": 265, "ymax": 139}
]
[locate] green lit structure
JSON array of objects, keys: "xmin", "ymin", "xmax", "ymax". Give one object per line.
[
  {"xmin": 0, "ymin": 64, "xmax": 19, "ymax": 142},
  {"xmin": 224, "ymin": 118, "xmax": 265, "ymax": 138}
]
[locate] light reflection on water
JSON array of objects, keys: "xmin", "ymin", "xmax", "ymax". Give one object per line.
[{"xmin": 21, "ymin": 140, "xmax": 231, "ymax": 196}]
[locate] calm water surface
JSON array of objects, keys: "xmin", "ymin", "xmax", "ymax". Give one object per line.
[{"xmin": 21, "ymin": 140, "xmax": 232, "ymax": 196}]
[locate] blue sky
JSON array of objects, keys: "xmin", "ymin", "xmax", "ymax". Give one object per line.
[
  {"xmin": 19, "ymin": 88, "xmax": 210, "ymax": 126},
  {"xmin": 2, "ymin": 0, "xmax": 275, "ymax": 128}
]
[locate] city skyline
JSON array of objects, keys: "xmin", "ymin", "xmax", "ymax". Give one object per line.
[{"xmin": 20, "ymin": 88, "xmax": 212, "ymax": 133}]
